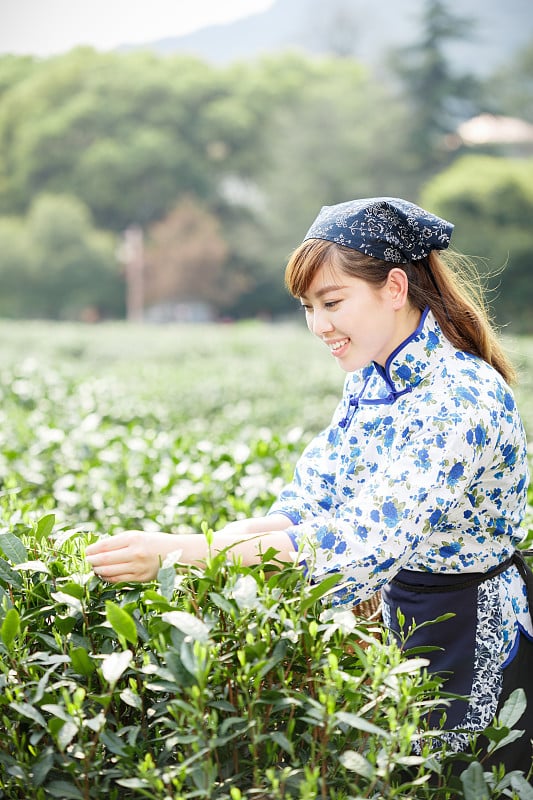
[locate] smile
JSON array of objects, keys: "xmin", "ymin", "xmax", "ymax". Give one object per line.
[{"xmin": 328, "ymin": 338, "xmax": 350, "ymax": 354}]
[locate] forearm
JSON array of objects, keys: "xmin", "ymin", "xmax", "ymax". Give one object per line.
[
  {"xmin": 180, "ymin": 529, "xmax": 295, "ymax": 566},
  {"xmin": 85, "ymin": 524, "xmax": 296, "ymax": 583},
  {"xmin": 219, "ymin": 513, "xmax": 293, "ymax": 536}
]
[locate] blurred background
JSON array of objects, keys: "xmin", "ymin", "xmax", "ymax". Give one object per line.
[{"xmin": 0, "ymin": 0, "xmax": 532, "ymax": 330}]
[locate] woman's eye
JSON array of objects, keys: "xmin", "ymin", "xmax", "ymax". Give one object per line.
[{"xmin": 325, "ymin": 300, "xmax": 339, "ymax": 309}]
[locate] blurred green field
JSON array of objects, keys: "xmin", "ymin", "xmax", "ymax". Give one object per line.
[
  {"xmin": 0, "ymin": 318, "xmax": 345, "ymax": 437},
  {"xmin": 0, "ymin": 319, "xmax": 345, "ymax": 538},
  {"xmin": 2, "ymin": 318, "xmax": 532, "ymax": 438},
  {"xmin": 2, "ymin": 318, "xmax": 531, "ymax": 532}
]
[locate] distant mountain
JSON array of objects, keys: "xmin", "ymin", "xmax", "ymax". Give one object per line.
[{"xmin": 119, "ymin": 0, "xmax": 533, "ymax": 76}]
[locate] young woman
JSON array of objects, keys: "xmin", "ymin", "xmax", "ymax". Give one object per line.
[{"xmin": 86, "ymin": 197, "xmax": 532, "ymax": 774}]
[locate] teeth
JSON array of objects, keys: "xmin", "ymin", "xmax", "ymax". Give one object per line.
[{"xmin": 330, "ymin": 339, "xmax": 348, "ymax": 352}]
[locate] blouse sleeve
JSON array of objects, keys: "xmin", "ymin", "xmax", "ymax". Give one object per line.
[
  {"xmin": 268, "ymin": 426, "xmax": 340, "ymax": 525},
  {"xmin": 281, "ymin": 381, "xmax": 528, "ymax": 605}
]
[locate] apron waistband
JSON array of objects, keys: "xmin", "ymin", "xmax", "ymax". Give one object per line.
[{"xmin": 391, "ymin": 549, "xmax": 533, "ymax": 597}]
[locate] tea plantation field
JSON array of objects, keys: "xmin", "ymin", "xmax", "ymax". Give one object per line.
[{"xmin": 0, "ymin": 319, "xmax": 532, "ymax": 799}]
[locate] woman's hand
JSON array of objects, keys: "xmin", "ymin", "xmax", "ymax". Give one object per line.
[{"xmin": 85, "ymin": 530, "xmax": 183, "ymax": 583}]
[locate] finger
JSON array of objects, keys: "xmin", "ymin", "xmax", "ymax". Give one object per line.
[
  {"xmin": 86, "ymin": 537, "xmax": 131, "ymax": 556},
  {"xmin": 94, "ymin": 572, "xmax": 136, "ymax": 584},
  {"xmin": 93, "ymin": 563, "xmax": 138, "ymax": 581},
  {"xmin": 86, "ymin": 551, "xmax": 117, "ymax": 567}
]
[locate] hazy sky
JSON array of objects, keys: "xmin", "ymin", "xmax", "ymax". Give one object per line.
[{"xmin": 0, "ymin": 0, "xmax": 276, "ymax": 57}]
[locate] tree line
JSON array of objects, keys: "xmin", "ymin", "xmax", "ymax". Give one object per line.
[{"xmin": 0, "ymin": 1, "xmax": 532, "ymax": 330}]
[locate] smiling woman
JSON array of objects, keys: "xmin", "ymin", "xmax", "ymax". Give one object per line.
[
  {"xmin": 86, "ymin": 195, "xmax": 533, "ymax": 781},
  {"xmin": 297, "ymin": 264, "xmax": 419, "ymax": 371}
]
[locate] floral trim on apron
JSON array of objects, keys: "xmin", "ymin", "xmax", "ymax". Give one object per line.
[{"xmin": 381, "ymin": 550, "xmax": 533, "ymax": 756}]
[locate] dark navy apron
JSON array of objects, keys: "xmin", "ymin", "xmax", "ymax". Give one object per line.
[{"xmin": 381, "ymin": 549, "xmax": 533, "ymax": 775}]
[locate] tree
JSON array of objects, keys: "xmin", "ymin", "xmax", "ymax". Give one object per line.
[
  {"xmin": 389, "ymin": 0, "xmax": 481, "ymax": 172},
  {"xmin": 0, "ymin": 194, "xmax": 122, "ymax": 319},
  {"xmin": 222, "ymin": 56, "xmax": 417, "ymax": 317},
  {"xmin": 0, "ymin": 49, "xmax": 256, "ymax": 231},
  {"xmin": 144, "ymin": 197, "xmax": 243, "ymax": 315},
  {"xmin": 485, "ymin": 37, "xmax": 533, "ymax": 123},
  {"xmin": 0, "ymin": 48, "xmax": 473, "ymax": 320},
  {"xmin": 0, "ymin": 55, "xmax": 37, "ymax": 99},
  {"xmin": 419, "ymin": 154, "xmax": 533, "ymax": 332}
]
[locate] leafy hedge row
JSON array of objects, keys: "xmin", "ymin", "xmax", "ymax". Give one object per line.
[{"xmin": 0, "ymin": 516, "xmax": 531, "ymax": 799}]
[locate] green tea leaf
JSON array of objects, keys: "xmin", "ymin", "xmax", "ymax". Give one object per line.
[
  {"xmin": 15, "ymin": 559, "xmax": 50, "ymax": 574},
  {"xmin": 32, "ymin": 750, "xmax": 54, "ymax": 786},
  {"xmin": 268, "ymin": 730, "xmax": 294, "ymax": 756},
  {"xmin": 105, "ymin": 600, "xmax": 138, "ymax": 647},
  {"xmin": 59, "ymin": 581, "xmax": 85, "ymax": 600},
  {"xmin": 0, "ymin": 533, "xmax": 27, "ymax": 564},
  {"xmin": 486, "ymin": 728, "xmax": 525, "ymax": 754},
  {"xmin": 157, "ymin": 563, "xmax": 184, "ymax": 600},
  {"xmin": 70, "ymin": 646, "xmax": 95, "ymax": 676},
  {"xmin": 57, "ymin": 719, "xmax": 78, "ymax": 751},
  {"xmin": 100, "ymin": 730, "xmax": 130, "ymax": 757},
  {"xmin": 509, "ymin": 775, "xmax": 533, "ymax": 800},
  {"xmin": 42, "ymin": 703, "xmax": 70, "ymax": 722},
  {"xmin": 51, "ymin": 591, "xmax": 82, "ymax": 612},
  {"xmin": 84, "ymin": 711, "xmax": 106, "ymax": 732},
  {"xmin": 9, "ymin": 701, "xmax": 46, "ymax": 728},
  {"xmin": 497, "ymin": 687, "xmax": 526, "ymax": 729},
  {"xmin": 299, "ymin": 573, "xmax": 342, "ymax": 612},
  {"xmin": 0, "ymin": 557, "xmax": 22, "ymax": 587},
  {"xmin": 115, "ymin": 779, "xmax": 149, "ymax": 790},
  {"xmin": 161, "ymin": 610, "xmax": 211, "ymax": 642},
  {"xmin": 179, "ymin": 640, "xmax": 206, "ymax": 677},
  {"xmin": 101, "ymin": 649, "xmax": 133, "ymax": 686},
  {"xmin": 390, "ymin": 658, "xmax": 430, "ymax": 675},
  {"xmin": 207, "ymin": 591, "xmax": 235, "ymax": 615},
  {"xmin": 44, "ymin": 780, "xmax": 84, "ymax": 799},
  {"xmin": 1, "ymin": 607, "xmax": 20, "ymax": 648},
  {"xmin": 120, "ymin": 686, "xmax": 142, "ymax": 709},
  {"xmin": 35, "ymin": 513, "xmax": 55, "ymax": 541},
  {"xmin": 461, "ymin": 761, "xmax": 489, "ymax": 800},
  {"xmin": 339, "ymin": 750, "xmax": 374, "ymax": 778},
  {"xmin": 336, "ymin": 710, "xmax": 391, "ymax": 739}
]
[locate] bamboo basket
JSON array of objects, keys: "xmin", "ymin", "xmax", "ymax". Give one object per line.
[
  {"xmin": 354, "ymin": 591, "xmax": 382, "ymax": 622},
  {"xmin": 345, "ymin": 592, "xmax": 383, "ymax": 653}
]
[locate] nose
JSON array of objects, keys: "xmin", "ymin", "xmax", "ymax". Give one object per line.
[{"xmin": 309, "ymin": 308, "xmax": 334, "ymax": 337}]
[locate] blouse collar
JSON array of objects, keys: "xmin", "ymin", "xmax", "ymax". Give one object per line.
[
  {"xmin": 363, "ymin": 307, "xmax": 451, "ymax": 403},
  {"xmin": 339, "ymin": 308, "xmax": 449, "ymax": 425}
]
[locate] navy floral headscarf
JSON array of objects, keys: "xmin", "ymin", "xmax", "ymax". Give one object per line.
[{"xmin": 303, "ymin": 197, "xmax": 454, "ymax": 263}]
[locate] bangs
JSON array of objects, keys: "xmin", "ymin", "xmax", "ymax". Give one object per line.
[{"xmin": 284, "ymin": 239, "xmax": 337, "ymax": 297}]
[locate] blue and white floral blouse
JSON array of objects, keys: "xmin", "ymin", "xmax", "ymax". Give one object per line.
[{"xmin": 270, "ymin": 307, "xmax": 532, "ymax": 662}]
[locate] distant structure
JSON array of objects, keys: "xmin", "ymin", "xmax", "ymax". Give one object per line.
[
  {"xmin": 457, "ymin": 114, "xmax": 533, "ymax": 146},
  {"xmin": 118, "ymin": 226, "xmax": 145, "ymax": 322}
]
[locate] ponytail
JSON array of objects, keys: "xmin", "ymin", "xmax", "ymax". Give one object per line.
[{"xmin": 406, "ymin": 251, "xmax": 516, "ymax": 385}]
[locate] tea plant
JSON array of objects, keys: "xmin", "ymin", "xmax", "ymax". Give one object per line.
[
  {"xmin": 0, "ymin": 519, "xmax": 531, "ymax": 799},
  {"xmin": 0, "ymin": 320, "xmax": 531, "ymax": 798}
]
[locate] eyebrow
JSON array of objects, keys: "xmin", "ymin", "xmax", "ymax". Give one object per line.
[{"xmin": 300, "ymin": 284, "xmax": 347, "ymax": 300}]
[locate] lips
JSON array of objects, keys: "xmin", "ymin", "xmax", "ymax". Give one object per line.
[{"xmin": 327, "ymin": 338, "xmax": 350, "ymax": 356}]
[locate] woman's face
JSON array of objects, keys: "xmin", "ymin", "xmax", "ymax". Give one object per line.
[{"xmin": 300, "ymin": 260, "xmax": 413, "ymax": 372}]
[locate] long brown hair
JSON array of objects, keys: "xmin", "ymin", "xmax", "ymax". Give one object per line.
[{"xmin": 285, "ymin": 239, "xmax": 516, "ymax": 385}]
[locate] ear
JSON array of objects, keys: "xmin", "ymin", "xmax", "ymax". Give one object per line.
[{"xmin": 386, "ymin": 268, "xmax": 409, "ymax": 310}]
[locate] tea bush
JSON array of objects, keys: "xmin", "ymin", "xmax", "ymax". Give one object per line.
[{"xmin": 0, "ymin": 320, "xmax": 532, "ymax": 799}]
